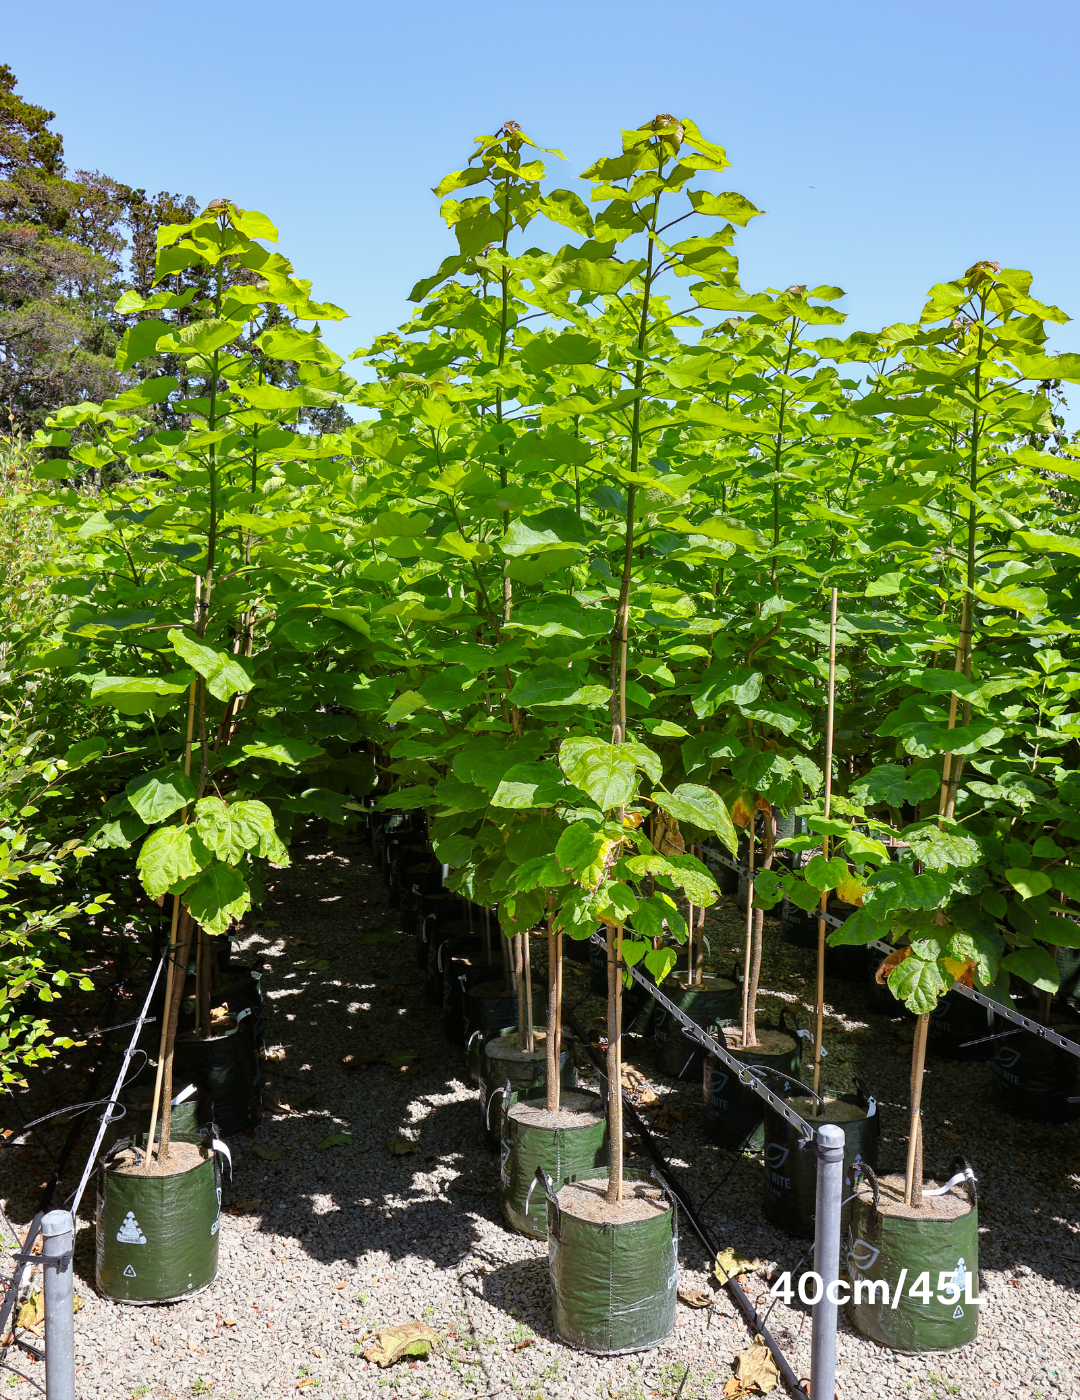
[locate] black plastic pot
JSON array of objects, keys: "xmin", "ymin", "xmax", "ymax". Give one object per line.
[
  {"xmin": 781, "ymin": 897, "xmax": 818, "ymax": 950},
  {"xmin": 424, "ymin": 923, "xmax": 471, "ymax": 1005},
  {"xmin": 174, "ymin": 1015, "xmax": 261, "ymax": 1136},
  {"xmin": 1056, "ymin": 946, "xmax": 1080, "ymax": 1010},
  {"xmin": 847, "ymin": 1163, "xmax": 979, "ymax": 1353},
  {"xmin": 927, "ymin": 990, "xmax": 996, "ymax": 1061},
  {"xmin": 992, "ymin": 1026, "xmax": 1080, "ymax": 1122},
  {"xmin": 762, "ymin": 1092, "xmax": 879, "ymax": 1237},
  {"xmin": 653, "ymin": 975, "xmax": 738, "ymax": 1080},
  {"xmin": 442, "ymin": 940, "xmax": 498, "ymax": 1045},
  {"xmin": 702, "ymin": 1018, "xmax": 801, "ymax": 1151}
]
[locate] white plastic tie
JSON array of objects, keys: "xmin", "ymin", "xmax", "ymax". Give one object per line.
[
  {"xmin": 172, "ymin": 1083, "xmax": 198, "ymax": 1106},
  {"xmin": 923, "ymin": 1167, "xmax": 976, "ymax": 1197}
]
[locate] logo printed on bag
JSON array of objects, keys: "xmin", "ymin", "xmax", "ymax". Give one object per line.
[
  {"xmin": 116, "ymin": 1212, "xmax": 147, "ymax": 1245},
  {"xmin": 995, "ymin": 1047, "xmax": 1020, "ymax": 1069},
  {"xmin": 123, "ymin": 1264, "xmax": 136, "ymax": 1278},
  {"xmin": 847, "ymin": 1238, "xmax": 879, "ymax": 1272},
  {"xmin": 764, "ymin": 1144, "xmax": 790, "ymax": 1171}
]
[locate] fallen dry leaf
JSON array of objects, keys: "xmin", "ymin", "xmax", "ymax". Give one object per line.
[
  {"xmin": 653, "ymin": 1105, "xmax": 691, "ymax": 1132},
  {"xmin": 333, "ymin": 1282, "xmax": 347, "ymax": 1290},
  {"xmin": 363, "ymin": 1321, "xmax": 439, "ymax": 1368},
  {"xmin": 263, "ymin": 1046, "xmax": 287, "ymax": 1062},
  {"xmin": 938, "ymin": 1126, "xmax": 964, "ymax": 1144},
  {"xmin": 678, "ymin": 1287, "xmax": 713, "ymax": 1309},
  {"xmin": 715, "ymin": 1248, "xmax": 765, "ymax": 1286},
  {"xmin": 386, "ymin": 1137, "xmax": 415, "ymax": 1156},
  {"xmin": 513, "ymin": 1338, "xmax": 534, "ymax": 1350},
  {"xmin": 223, "ymin": 1319, "xmax": 236, "ymax": 1327},
  {"xmin": 227, "ymin": 1197, "xmax": 262, "ymax": 1215},
  {"xmin": 734, "ymin": 1334, "xmax": 780, "ymax": 1395}
]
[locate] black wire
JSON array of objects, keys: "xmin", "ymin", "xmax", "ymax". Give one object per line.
[
  {"xmin": 5, "ymin": 1052, "xmax": 145, "ymax": 1139},
  {"xmin": 696, "ymin": 1121, "xmax": 760, "ymax": 1214}
]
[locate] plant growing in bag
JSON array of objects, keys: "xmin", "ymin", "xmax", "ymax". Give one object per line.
[{"xmin": 28, "ymin": 200, "xmax": 364, "ymax": 1164}]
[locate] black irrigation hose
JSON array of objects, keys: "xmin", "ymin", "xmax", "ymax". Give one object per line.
[{"xmin": 566, "ymin": 1006, "xmax": 809, "ymax": 1400}]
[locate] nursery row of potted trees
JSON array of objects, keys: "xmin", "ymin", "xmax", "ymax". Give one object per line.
[{"xmin": 13, "ymin": 112, "xmax": 1080, "ymax": 1349}]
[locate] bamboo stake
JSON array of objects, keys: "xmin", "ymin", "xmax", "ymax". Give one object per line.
[
  {"xmin": 813, "ymin": 586, "xmax": 838, "ymax": 1096},
  {"xmin": 514, "ymin": 932, "xmax": 525, "ymax": 1042},
  {"xmin": 546, "ymin": 917, "xmax": 558, "ymax": 1113},
  {"xmin": 158, "ymin": 909, "xmax": 196, "ymax": 1162},
  {"xmin": 523, "ymin": 928, "xmax": 534, "ymax": 1054},
  {"xmin": 615, "ymin": 924, "xmax": 624, "ymax": 1203},
  {"xmin": 687, "ymin": 900, "xmax": 695, "ymax": 984},
  {"xmin": 740, "ymin": 824, "xmax": 756, "ymax": 1048},
  {"xmin": 606, "ymin": 924, "xmax": 623, "ymax": 1204},
  {"xmin": 143, "ymin": 668, "xmax": 198, "ymax": 1171},
  {"xmin": 904, "ymin": 1012, "xmax": 930, "ymax": 1207},
  {"xmin": 554, "ymin": 931, "xmax": 563, "ymax": 1114}
]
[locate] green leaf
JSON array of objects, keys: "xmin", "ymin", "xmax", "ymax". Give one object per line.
[
  {"xmin": 168, "ymin": 630, "xmax": 253, "ymax": 703},
  {"xmin": 115, "ymin": 319, "xmax": 169, "ymax": 370},
  {"xmin": 88, "ymin": 674, "xmax": 192, "ymax": 717},
  {"xmin": 1001, "ymin": 946, "xmax": 1060, "ymax": 993},
  {"xmin": 656, "ymin": 784, "xmax": 739, "ymax": 855},
  {"xmin": 558, "ymin": 738, "xmax": 637, "ymax": 811},
  {"xmin": 555, "ymin": 822, "xmax": 608, "ymax": 885},
  {"xmin": 182, "ymin": 862, "xmax": 251, "ymax": 935},
  {"xmin": 315, "ymin": 1133, "xmax": 352, "ymax": 1150},
  {"xmin": 887, "ymin": 953, "xmax": 949, "ymax": 1014},
  {"xmin": 1005, "ymin": 868, "xmax": 1053, "ymax": 900},
  {"xmin": 687, "ymin": 190, "xmax": 763, "ymax": 225},
  {"xmin": 241, "ymin": 736, "xmax": 324, "ymax": 766},
  {"xmin": 136, "ymin": 826, "xmax": 205, "ymax": 900},
  {"xmin": 105, "ymin": 376, "xmax": 178, "ymax": 410},
  {"xmin": 803, "ymin": 855, "xmax": 850, "ymax": 893},
  {"xmin": 386, "ymin": 690, "xmax": 426, "ymax": 723},
  {"xmin": 624, "ymin": 741, "xmax": 662, "ymax": 784},
  {"xmin": 125, "ymin": 767, "xmax": 196, "ymax": 824}
]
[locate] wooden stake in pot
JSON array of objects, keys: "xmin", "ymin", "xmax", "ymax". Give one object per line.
[
  {"xmin": 523, "ymin": 927, "xmax": 534, "ymax": 1054},
  {"xmin": 546, "ymin": 913, "xmax": 560, "ymax": 1113},
  {"xmin": 740, "ymin": 822, "xmax": 756, "ymax": 1049},
  {"xmin": 813, "ymin": 585, "xmax": 839, "ymax": 1098},
  {"xmin": 606, "ymin": 923, "xmax": 624, "ymax": 1205},
  {"xmin": 904, "ymin": 1012, "xmax": 929, "ymax": 1207}
]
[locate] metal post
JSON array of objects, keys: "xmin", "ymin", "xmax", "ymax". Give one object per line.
[
  {"xmin": 810, "ymin": 1124, "xmax": 844, "ymax": 1400},
  {"xmin": 41, "ymin": 1210, "xmax": 75, "ymax": 1400}
]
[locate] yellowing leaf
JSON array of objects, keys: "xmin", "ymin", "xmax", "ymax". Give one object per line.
[
  {"xmin": 714, "ymin": 1247, "xmax": 764, "ymax": 1285},
  {"xmin": 363, "ymin": 1321, "xmax": 439, "ymax": 1368},
  {"xmin": 385, "ymin": 1137, "xmax": 416, "ymax": 1156},
  {"xmin": 734, "ymin": 1335, "xmax": 780, "ymax": 1395}
]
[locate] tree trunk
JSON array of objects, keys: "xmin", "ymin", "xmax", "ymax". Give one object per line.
[{"xmin": 740, "ymin": 823, "xmax": 756, "ymax": 1048}]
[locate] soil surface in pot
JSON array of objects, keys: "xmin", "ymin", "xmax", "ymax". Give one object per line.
[
  {"xmin": 508, "ymin": 1093, "xmax": 603, "ymax": 1131},
  {"xmin": 855, "ymin": 1170, "xmax": 972, "ymax": 1221},
  {"xmin": 487, "ymin": 1033, "xmax": 547, "ymax": 1062},
  {"xmin": 111, "ymin": 1141, "xmax": 208, "ymax": 1178},
  {"xmin": 723, "ymin": 1027, "xmax": 797, "ymax": 1056},
  {"xmin": 558, "ymin": 1176, "xmax": 669, "ymax": 1225},
  {"xmin": 787, "ymin": 1094, "xmax": 868, "ymax": 1124}
]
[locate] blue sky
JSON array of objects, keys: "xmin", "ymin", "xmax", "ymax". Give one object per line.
[{"xmin": 6, "ymin": 0, "xmax": 1080, "ymax": 367}]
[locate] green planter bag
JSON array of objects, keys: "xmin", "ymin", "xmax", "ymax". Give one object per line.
[
  {"xmin": 479, "ymin": 1030, "xmax": 574, "ymax": 1151},
  {"xmin": 95, "ymin": 1141, "xmax": 223, "ymax": 1304},
  {"xmin": 846, "ymin": 1162, "xmax": 979, "ymax": 1354},
  {"xmin": 653, "ymin": 975, "xmax": 738, "ymax": 1080},
  {"xmin": 540, "ymin": 1169, "xmax": 677, "ymax": 1355},
  {"xmin": 463, "ymin": 982, "xmax": 545, "ymax": 1084},
  {"xmin": 501, "ymin": 1091, "xmax": 607, "ymax": 1239},
  {"xmin": 763, "ymin": 1091, "xmax": 879, "ymax": 1237}
]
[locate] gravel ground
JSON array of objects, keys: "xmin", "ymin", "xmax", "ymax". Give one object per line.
[{"xmin": 2, "ymin": 826, "xmax": 1079, "ymax": 1399}]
